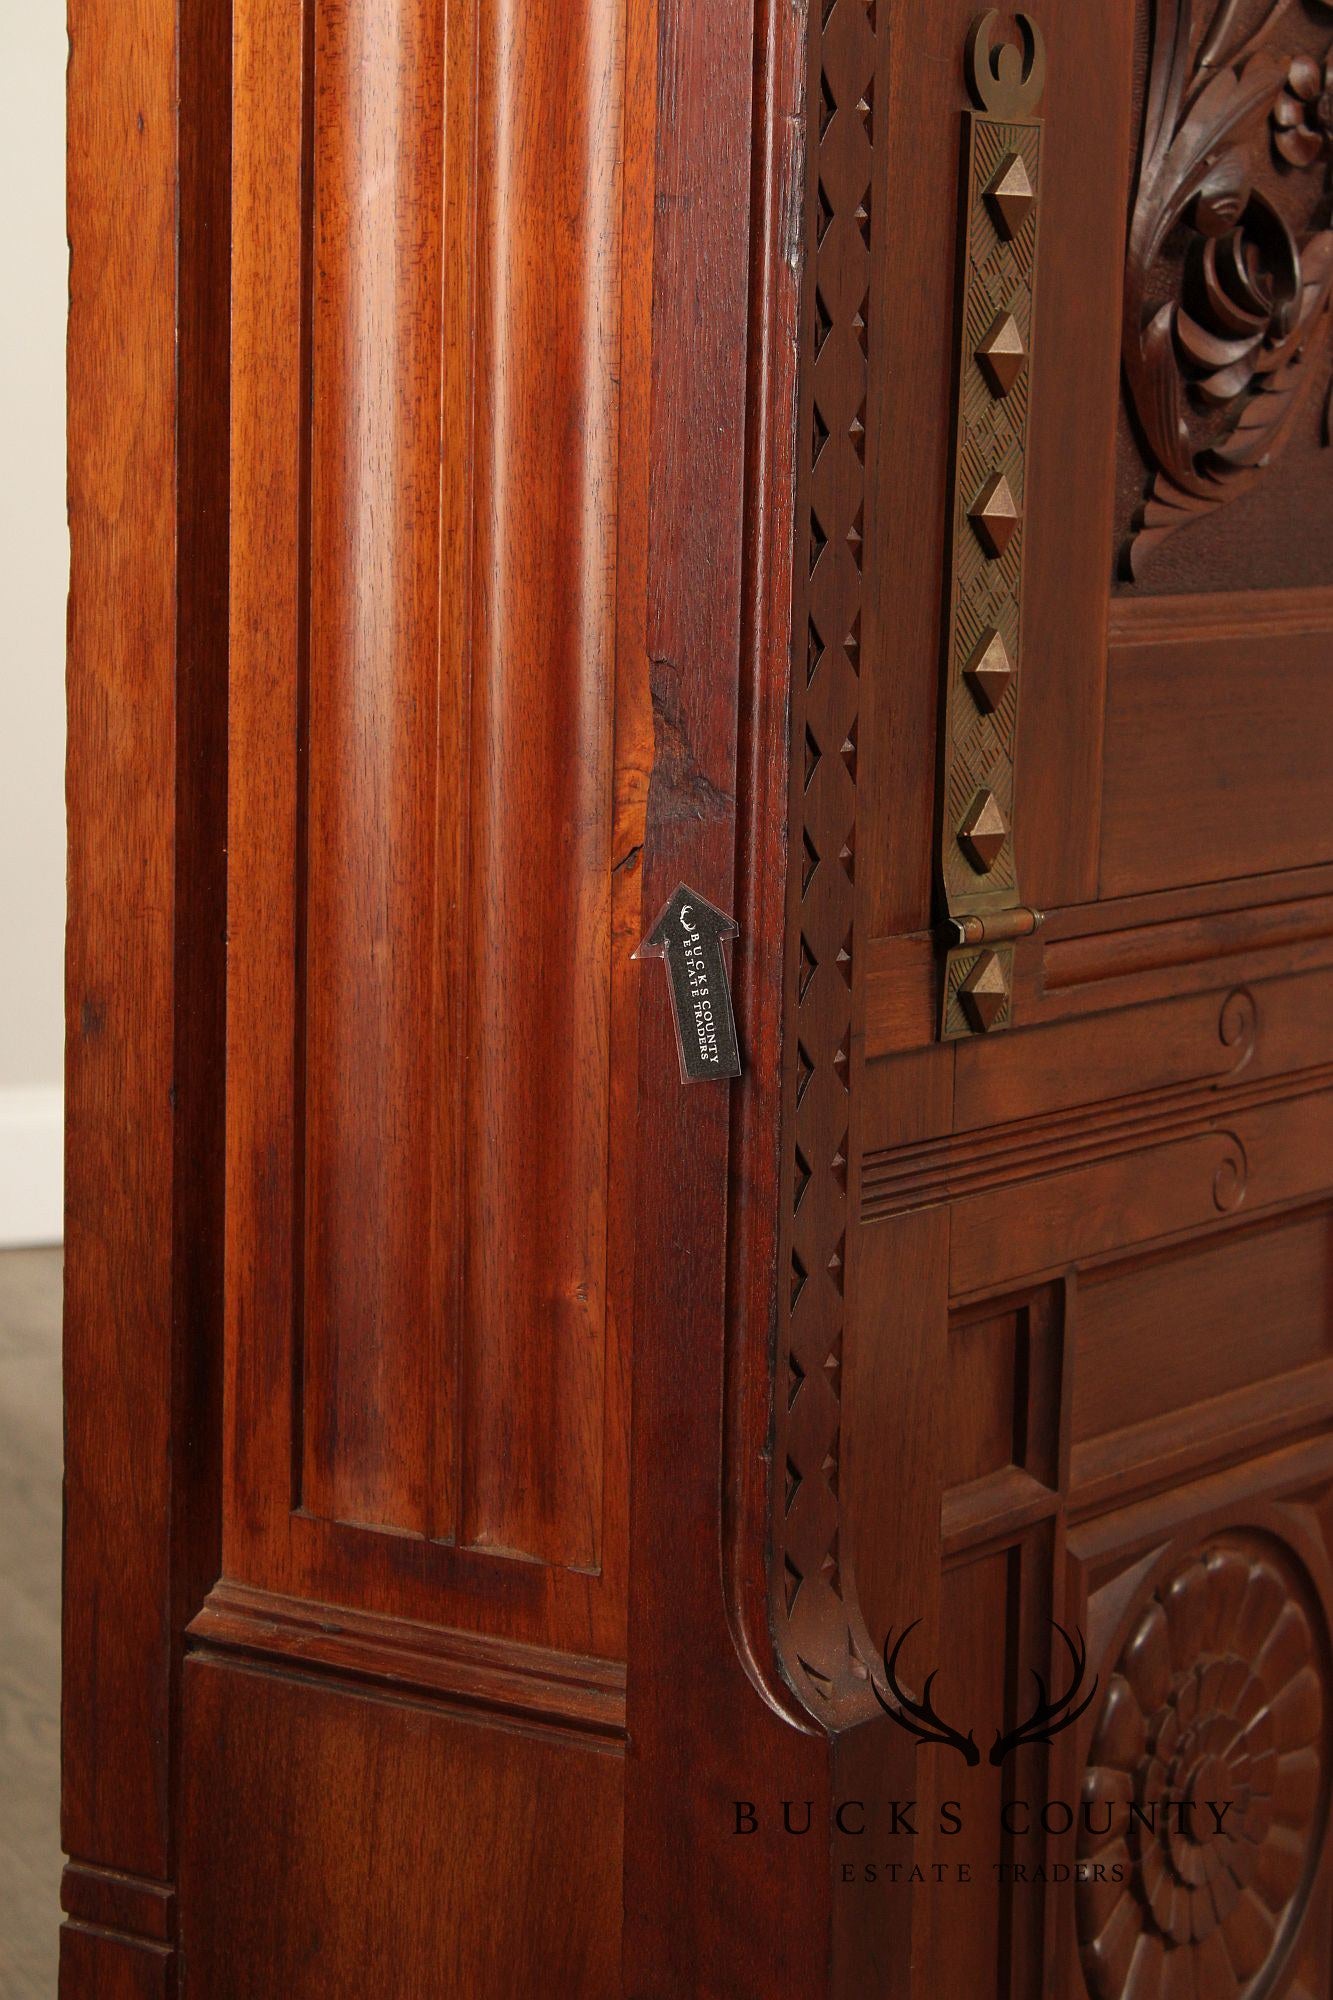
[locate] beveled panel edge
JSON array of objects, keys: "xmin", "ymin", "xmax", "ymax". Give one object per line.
[
  {"xmin": 187, "ymin": 1581, "xmax": 627, "ymax": 1742},
  {"xmin": 1108, "ymin": 585, "xmax": 1333, "ymax": 648},
  {"xmin": 1069, "ymin": 1361, "xmax": 1333, "ymax": 1526},
  {"xmin": 1065, "ymin": 1429, "xmax": 1333, "ymax": 1572},
  {"xmin": 942, "ymin": 1466, "xmax": 1059, "ymax": 1563}
]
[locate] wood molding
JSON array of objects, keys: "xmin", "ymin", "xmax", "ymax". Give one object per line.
[
  {"xmin": 942, "ymin": 1466, "xmax": 1060, "ymax": 1562},
  {"xmin": 1070, "ymin": 1359, "xmax": 1333, "ymax": 1521},
  {"xmin": 64, "ymin": 0, "xmax": 229, "ymax": 1917},
  {"xmin": 1108, "ymin": 585, "xmax": 1333, "ymax": 647},
  {"xmin": 865, "ymin": 876, "xmax": 1333, "ymax": 1056},
  {"xmin": 1066, "ymin": 1430, "xmax": 1333, "ymax": 1570},
  {"xmin": 188, "ymin": 1583, "xmax": 626, "ymax": 1740},
  {"xmin": 60, "ymin": 1865, "xmax": 175, "ymax": 1947},
  {"xmin": 1043, "ymin": 896, "xmax": 1333, "ymax": 994},
  {"xmin": 770, "ymin": 0, "xmax": 882, "ymax": 1727},
  {"xmin": 866, "ymin": 1057, "xmax": 1333, "ymax": 1221}
]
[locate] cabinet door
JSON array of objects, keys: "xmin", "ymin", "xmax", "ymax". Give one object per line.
[{"xmin": 763, "ymin": 0, "xmax": 1333, "ymax": 1994}]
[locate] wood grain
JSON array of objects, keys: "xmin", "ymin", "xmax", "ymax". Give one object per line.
[
  {"xmin": 1101, "ymin": 616, "xmax": 1333, "ymax": 897},
  {"xmin": 620, "ymin": 0, "xmax": 836, "ymax": 1983},
  {"xmin": 226, "ymin": 0, "xmax": 643, "ymax": 1646},
  {"xmin": 459, "ymin": 0, "xmax": 625, "ymax": 1569},
  {"xmin": 67, "ymin": 0, "xmax": 1333, "ymax": 1987},
  {"xmin": 1073, "ymin": 1209, "xmax": 1333, "ymax": 1444},
  {"xmin": 64, "ymin": 0, "xmax": 178, "ymax": 1890},
  {"xmin": 300, "ymin": 0, "xmax": 448, "ymax": 1535},
  {"xmin": 179, "ymin": 1655, "xmax": 623, "ymax": 1998},
  {"xmin": 64, "ymin": 2, "xmax": 228, "ymax": 1986}
]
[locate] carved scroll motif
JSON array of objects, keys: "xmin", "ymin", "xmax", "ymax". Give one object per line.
[{"xmin": 1124, "ymin": 0, "xmax": 1333, "ymax": 574}]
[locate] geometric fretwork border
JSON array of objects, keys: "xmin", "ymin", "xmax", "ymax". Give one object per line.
[{"xmin": 772, "ymin": 0, "xmax": 878, "ymax": 1715}]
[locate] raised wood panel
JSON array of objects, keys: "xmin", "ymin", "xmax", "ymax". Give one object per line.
[
  {"xmin": 1101, "ymin": 595, "xmax": 1333, "ymax": 899},
  {"xmin": 1074, "ymin": 1210, "xmax": 1333, "ymax": 1446},
  {"xmin": 226, "ymin": 0, "xmax": 644, "ymax": 1640},
  {"xmin": 943, "ymin": 1288, "xmax": 1062, "ymax": 1498},
  {"xmin": 58, "ymin": 1928, "xmax": 173, "ymax": 2000},
  {"xmin": 300, "ymin": 0, "xmax": 450, "ymax": 1536},
  {"xmin": 178, "ymin": 1655, "xmax": 623, "ymax": 1998},
  {"xmin": 297, "ymin": 0, "xmax": 622, "ymax": 1552}
]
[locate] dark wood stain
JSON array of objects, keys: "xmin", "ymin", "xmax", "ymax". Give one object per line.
[{"xmin": 66, "ymin": 0, "xmax": 1333, "ymax": 1992}]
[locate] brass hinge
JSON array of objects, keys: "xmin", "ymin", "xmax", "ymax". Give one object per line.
[{"xmin": 938, "ymin": 906, "xmax": 1044, "ymax": 1038}]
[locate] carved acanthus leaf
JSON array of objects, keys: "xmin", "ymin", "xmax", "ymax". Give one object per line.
[{"xmin": 1124, "ymin": 0, "xmax": 1333, "ymax": 574}]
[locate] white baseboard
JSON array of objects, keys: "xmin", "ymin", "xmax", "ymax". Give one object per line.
[{"xmin": 0, "ymin": 1085, "xmax": 64, "ymax": 1246}]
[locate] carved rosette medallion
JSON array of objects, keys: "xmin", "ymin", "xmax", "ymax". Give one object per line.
[
  {"xmin": 1078, "ymin": 1540, "xmax": 1329, "ymax": 1998},
  {"xmin": 1123, "ymin": 0, "xmax": 1333, "ymax": 574}
]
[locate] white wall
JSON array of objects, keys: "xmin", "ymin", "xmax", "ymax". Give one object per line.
[{"xmin": 0, "ymin": 3, "xmax": 67, "ymax": 1243}]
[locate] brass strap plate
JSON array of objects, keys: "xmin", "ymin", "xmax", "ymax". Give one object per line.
[{"xmin": 938, "ymin": 14, "xmax": 1046, "ymax": 1040}]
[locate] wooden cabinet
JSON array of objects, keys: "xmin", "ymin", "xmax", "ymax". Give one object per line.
[{"xmin": 65, "ymin": 0, "xmax": 1333, "ymax": 1993}]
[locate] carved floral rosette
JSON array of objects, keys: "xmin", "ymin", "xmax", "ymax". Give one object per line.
[
  {"xmin": 1124, "ymin": 0, "xmax": 1333, "ymax": 573},
  {"xmin": 1078, "ymin": 1537, "xmax": 1329, "ymax": 1998}
]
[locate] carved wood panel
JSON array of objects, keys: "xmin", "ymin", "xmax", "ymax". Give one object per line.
[
  {"xmin": 773, "ymin": 0, "xmax": 881, "ymax": 1719},
  {"xmin": 767, "ymin": 0, "xmax": 1333, "ymax": 1990},
  {"xmin": 1061, "ymin": 1465, "xmax": 1333, "ymax": 2000},
  {"xmin": 1078, "ymin": 1536, "xmax": 1328, "ymax": 1995},
  {"xmin": 1120, "ymin": 0, "xmax": 1333, "ymax": 584}
]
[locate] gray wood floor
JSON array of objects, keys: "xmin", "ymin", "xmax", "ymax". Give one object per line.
[{"xmin": 0, "ymin": 1248, "xmax": 62, "ymax": 2000}]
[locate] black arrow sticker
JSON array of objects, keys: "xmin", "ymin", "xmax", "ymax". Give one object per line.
[{"xmin": 635, "ymin": 884, "xmax": 742, "ymax": 1082}]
